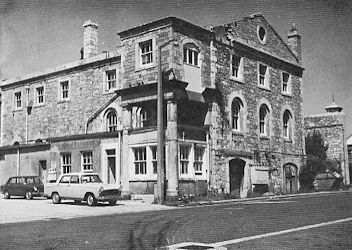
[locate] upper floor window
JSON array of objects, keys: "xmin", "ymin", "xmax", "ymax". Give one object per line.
[
  {"xmin": 106, "ymin": 70, "xmax": 117, "ymax": 91},
  {"xmin": 134, "ymin": 147, "xmax": 147, "ymax": 175},
  {"xmin": 230, "ymin": 55, "xmax": 243, "ymax": 81},
  {"xmin": 106, "ymin": 110, "xmax": 118, "ymax": 132},
  {"xmin": 136, "ymin": 107, "xmax": 148, "ymax": 128},
  {"xmin": 259, "ymin": 104, "xmax": 270, "ymax": 136},
  {"xmin": 60, "ymin": 80, "xmax": 70, "ymax": 101},
  {"xmin": 183, "ymin": 44, "xmax": 199, "ymax": 66},
  {"xmin": 36, "ymin": 86, "xmax": 44, "ymax": 105},
  {"xmin": 14, "ymin": 91, "xmax": 22, "ymax": 109},
  {"xmin": 258, "ymin": 64, "xmax": 269, "ymax": 88},
  {"xmin": 81, "ymin": 151, "xmax": 93, "ymax": 172},
  {"xmin": 282, "ymin": 72, "xmax": 291, "ymax": 94},
  {"xmin": 257, "ymin": 26, "xmax": 267, "ymax": 44},
  {"xmin": 194, "ymin": 147, "xmax": 204, "ymax": 175},
  {"xmin": 283, "ymin": 110, "xmax": 293, "ymax": 140},
  {"xmin": 140, "ymin": 39, "xmax": 153, "ymax": 65},
  {"xmin": 231, "ymin": 97, "xmax": 244, "ymax": 132},
  {"xmin": 180, "ymin": 145, "xmax": 190, "ymax": 175},
  {"xmin": 61, "ymin": 153, "xmax": 72, "ymax": 174}
]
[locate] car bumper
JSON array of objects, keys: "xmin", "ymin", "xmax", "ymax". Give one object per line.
[{"xmin": 97, "ymin": 195, "xmax": 120, "ymax": 201}]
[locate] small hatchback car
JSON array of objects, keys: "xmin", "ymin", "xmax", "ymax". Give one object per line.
[{"xmin": 0, "ymin": 176, "xmax": 44, "ymax": 200}]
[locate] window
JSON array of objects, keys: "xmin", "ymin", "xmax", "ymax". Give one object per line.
[
  {"xmin": 151, "ymin": 146, "xmax": 157, "ymax": 174},
  {"xmin": 258, "ymin": 64, "xmax": 270, "ymax": 88},
  {"xmin": 283, "ymin": 110, "xmax": 293, "ymax": 139},
  {"xmin": 14, "ymin": 92, "xmax": 22, "ymax": 109},
  {"xmin": 140, "ymin": 40, "xmax": 153, "ymax": 65},
  {"xmin": 60, "ymin": 80, "xmax": 69, "ymax": 100},
  {"xmin": 282, "ymin": 72, "xmax": 291, "ymax": 94},
  {"xmin": 61, "ymin": 153, "xmax": 72, "ymax": 174},
  {"xmin": 194, "ymin": 147, "xmax": 204, "ymax": 175},
  {"xmin": 36, "ymin": 86, "xmax": 44, "ymax": 105},
  {"xmin": 259, "ymin": 104, "xmax": 270, "ymax": 136},
  {"xmin": 106, "ymin": 110, "xmax": 118, "ymax": 132},
  {"xmin": 136, "ymin": 107, "xmax": 147, "ymax": 128},
  {"xmin": 257, "ymin": 26, "xmax": 267, "ymax": 44},
  {"xmin": 81, "ymin": 151, "xmax": 93, "ymax": 172},
  {"xmin": 134, "ymin": 147, "xmax": 146, "ymax": 175},
  {"xmin": 231, "ymin": 55, "xmax": 243, "ymax": 81},
  {"xmin": 106, "ymin": 70, "xmax": 117, "ymax": 91},
  {"xmin": 180, "ymin": 146, "xmax": 190, "ymax": 175},
  {"xmin": 59, "ymin": 175, "xmax": 71, "ymax": 184},
  {"xmin": 183, "ymin": 45, "xmax": 199, "ymax": 66},
  {"xmin": 70, "ymin": 175, "xmax": 79, "ymax": 184},
  {"xmin": 231, "ymin": 97, "xmax": 244, "ymax": 131}
]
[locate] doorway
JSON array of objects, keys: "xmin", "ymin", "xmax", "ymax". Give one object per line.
[
  {"xmin": 284, "ymin": 163, "xmax": 298, "ymax": 194},
  {"xmin": 106, "ymin": 149, "xmax": 116, "ymax": 184},
  {"xmin": 229, "ymin": 158, "xmax": 246, "ymax": 196}
]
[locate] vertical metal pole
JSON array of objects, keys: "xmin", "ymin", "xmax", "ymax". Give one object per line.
[{"xmin": 157, "ymin": 45, "xmax": 165, "ymax": 204}]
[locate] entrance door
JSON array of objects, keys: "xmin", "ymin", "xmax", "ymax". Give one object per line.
[
  {"xmin": 284, "ymin": 163, "xmax": 298, "ymax": 194},
  {"xmin": 106, "ymin": 149, "xmax": 116, "ymax": 184},
  {"xmin": 229, "ymin": 158, "xmax": 246, "ymax": 195}
]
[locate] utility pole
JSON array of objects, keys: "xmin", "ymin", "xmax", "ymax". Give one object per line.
[{"xmin": 157, "ymin": 38, "xmax": 177, "ymax": 204}]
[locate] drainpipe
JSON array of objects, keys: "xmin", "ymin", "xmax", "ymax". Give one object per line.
[
  {"xmin": 118, "ymin": 130, "xmax": 122, "ymax": 187},
  {"xmin": 17, "ymin": 146, "xmax": 20, "ymax": 176}
]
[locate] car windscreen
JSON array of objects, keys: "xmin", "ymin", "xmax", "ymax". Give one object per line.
[{"xmin": 81, "ymin": 175, "xmax": 102, "ymax": 183}]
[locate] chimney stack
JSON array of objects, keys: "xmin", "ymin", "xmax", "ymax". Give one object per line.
[
  {"xmin": 83, "ymin": 20, "xmax": 98, "ymax": 59},
  {"xmin": 287, "ymin": 23, "xmax": 301, "ymax": 64}
]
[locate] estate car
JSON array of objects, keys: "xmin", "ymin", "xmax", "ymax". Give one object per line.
[
  {"xmin": 0, "ymin": 176, "xmax": 44, "ymax": 200},
  {"xmin": 44, "ymin": 173, "xmax": 121, "ymax": 206}
]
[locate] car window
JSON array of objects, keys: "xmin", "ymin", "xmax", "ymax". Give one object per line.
[
  {"xmin": 27, "ymin": 178, "xmax": 34, "ymax": 184},
  {"xmin": 8, "ymin": 178, "xmax": 16, "ymax": 184},
  {"xmin": 59, "ymin": 175, "xmax": 71, "ymax": 184},
  {"xmin": 17, "ymin": 178, "xmax": 24, "ymax": 184},
  {"xmin": 34, "ymin": 177, "xmax": 42, "ymax": 184},
  {"xmin": 70, "ymin": 175, "xmax": 79, "ymax": 184},
  {"xmin": 81, "ymin": 175, "xmax": 102, "ymax": 183}
]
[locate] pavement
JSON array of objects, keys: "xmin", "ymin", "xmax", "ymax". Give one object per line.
[{"xmin": 1, "ymin": 190, "xmax": 350, "ymax": 225}]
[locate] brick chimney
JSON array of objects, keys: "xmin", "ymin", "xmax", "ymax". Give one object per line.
[
  {"xmin": 287, "ymin": 23, "xmax": 301, "ymax": 64},
  {"xmin": 83, "ymin": 20, "xmax": 98, "ymax": 59}
]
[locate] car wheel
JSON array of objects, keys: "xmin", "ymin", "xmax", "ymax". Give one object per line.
[
  {"xmin": 3, "ymin": 190, "xmax": 10, "ymax": 199},
  {"xmin": 25, "ymin": 191, "xmax": 33, "ymax": 200},
  {"xmin": 87, "ymin": 194, "xmax": 96, "ymax": 206},
  {"xmin": 109, "ymin": 199, "xmax": 117, "ymax": 206},
  {"xmin": 52, "ymin": 193, "xmax": 61, "ymax": 204}
]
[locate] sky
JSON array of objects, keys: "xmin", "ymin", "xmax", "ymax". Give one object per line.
[{"xmin": 1, "ymin": 0, "xmax": 352, "ymax": 135}]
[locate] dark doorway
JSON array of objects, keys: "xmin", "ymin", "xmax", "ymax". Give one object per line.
[
  {"xmin": 284, "ymin": 163, "xmax": 298, "ymax": 194},
  {"xmin": 229, "ymin": 158, "xmax": 246, "ymax": 195},
  {"xmin": 106, "ymin": 149, "xmax": 116, "ymax": 184}
]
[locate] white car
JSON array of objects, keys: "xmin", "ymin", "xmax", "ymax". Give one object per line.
[{"xmin": 44, "ymin": 173, "xmax": 121, "ymax": 206}]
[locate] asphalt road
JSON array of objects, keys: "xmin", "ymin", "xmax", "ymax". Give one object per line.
[{"xmin": 1, "ymin": 192, "xmax": 352, "ymax": 249}]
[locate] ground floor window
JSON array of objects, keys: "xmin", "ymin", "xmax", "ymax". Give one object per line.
[
  {"xmin": 194, "ymin": 147, "xmax": 204, "ymax": 175},
  {"xmin": 180, "ymin": 146, "xmax": 191, "ymax": 175},
  {"xmin": 134, "ymin": 147, "xmax": 147, "ymax": 175},
  {"xmin": 151, "ymin": 146, "xmax": 157, "ymax": 174},
  {"xmin": 61, "ymin": 153, "xmax": 72, "ymax": 174},
  {"xmin": 81, "ymin": 151, "xmax": 93, "ymax": 172}
]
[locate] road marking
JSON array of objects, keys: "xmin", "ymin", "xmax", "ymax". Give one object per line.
[{"xmin": 211, "ymin": 217, "xmax": 352, "ymax": 247}]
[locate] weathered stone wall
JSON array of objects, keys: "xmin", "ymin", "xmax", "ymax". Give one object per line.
[{"xmin": 1, "ymin": 61, "xmax": 120, "ymax": 145}]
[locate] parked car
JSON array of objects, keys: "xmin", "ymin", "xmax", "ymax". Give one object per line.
[
  {"xmin": 0, "ymin": 176, "xmax": 44, "ymax": 200},
  {"xmin": 44, "ymin": 173, "xmax": 121, "ymax": 206}
]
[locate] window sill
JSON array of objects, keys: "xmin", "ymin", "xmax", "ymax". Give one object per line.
[
  {"xmin": 260, "ymin": 135, "xmax": 270, "ymax": 140},
  {"xmin": 281, "ymin": 92, "xmax": 292, "ymax": 97},
  {"xmin": 58, "ymin": 99, "xmax": 71, "ymax": 103},
  {"xmin": 13, "ymin": 108, "xmax": 23, "ymax": 112},
  {"xmin": 230, "ymin": 76, "xmax": 244, "ymax": 84},
  {"xmin": 258, "ymin": 85, "xmax": 271, "ymax": 91},
  {"xmin": 135, "ymin": 63, "xmax": 156, "ymax": 72},
  {"xmin": 184, "ymin": 63, "xmax": 200, "ymax": 68},
  {"xmin": 34, "ymin": 104, "xmax": 45, "ymax": 108},
  {"xmin": 232, "ymin": 129, "xmax": 244, "ymax": 135},
  {"xmin": 284, "ymin": 138, "xmax": 293, "ymax": 143}
]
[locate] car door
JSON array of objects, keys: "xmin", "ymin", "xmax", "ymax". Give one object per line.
[
  {"xmin": 5, "ymin": 178, "xmax": 16, "ymax": 195},
  {"xmin": 67, "ymin": 175, "xmax": 81, "ymax": 199},
  {"xmin": 57, "ymin": 175, "xmax": 70, "ymax": 198},
  {"xmin": 14, "ymin": 177, "xmax": 24, "ymax": 196}
]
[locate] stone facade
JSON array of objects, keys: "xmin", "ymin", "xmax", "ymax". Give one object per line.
[
  {"xmin": 304, "ymin": 104, "xmax": 350, "ymax": 185},
  {"xmin": 0, "ymin": 14, "xmax": 305, "ymax": 198}
]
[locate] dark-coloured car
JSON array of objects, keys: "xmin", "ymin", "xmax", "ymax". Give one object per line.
[{"xmin": 0, "ymin": 176, "xmax": 44, "ymax": 200}]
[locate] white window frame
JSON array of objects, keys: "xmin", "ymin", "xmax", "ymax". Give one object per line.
[
  {"xmin": 179, "ymin": 145, "xmax": 191, "ymax": 175},
  {"xmin": 106, "ymin": 69, "xmax": 117, "ymax": 91},
  {"xmin": 282, "ymin": 72, "xmax": 291, "ymax": 95},
  {"xmin": 230, "ymin": 54, "xmax": 244, "ymax": 82},
  {"xmin": 183, "ymin": 46, "xmax": 199, "ymax": 66},
  {"xmin": 283, "ymin": 110, "xmax": 293, "ymax": 140},
  {"xmin": 135, "ymin": 36, "xmax": 156, "ymax": 71},
  {"xmin": 257, "ymin": 25, "xmax": 268, "ymax": 45},
  {"xmin": 259, "ymin": 104, "xmax": 270, "ymax": 136},
  {"xmin": 258, "ymin": 63, "xmax": 270, "ymax": 89},
  {"xmin": 59, "ymin": 79, "xmax": 70, "ymax": 101},
  {"xmin": 14, "ymin": 91, "xmax": 22, "ymax": 110},
  {"xmin": 133, "ymin": 147, "xmax": 147, "ymax": 175},
  {"xmin": 61, "ymin": 153, "xmax": 72, "ymax": 174},
  {"xmin": 194, "ymin": 147, "xmax": 204, "ymax": 175},
  {"xmin": 231, "ymin": 97, "xmax": 244, "ymax": 132},
  {"xmin": 81, "ymin": 151, "xmax": 93, "ymax": 172},
  {"xmin": 106, "ymin": 110, "xmax": 118, "ymax": 132},
  {"xmin": 35, "ymin": 86, "xmax": 45, "ymax": 105},
  {"xmin": 151, "ymin": 146, "xmax": 157, "ymax": 175}
]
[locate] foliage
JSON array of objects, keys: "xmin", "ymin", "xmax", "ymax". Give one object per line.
[{"xmin": 305, "ymin": 130, "xmax": 328, "ymax": 160}]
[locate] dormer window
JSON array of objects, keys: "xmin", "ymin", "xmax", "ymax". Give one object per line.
[{"xmin": 183, "ymin": 44, "xmax": 199, "ymax": 66}]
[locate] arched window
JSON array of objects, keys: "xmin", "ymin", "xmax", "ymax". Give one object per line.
[
  {"xmin": 283, "ymin": 110, "xmax": 293, "ymax": 139},
  {"xmin": 106, "ymin": 110, "xmax": 118, "ymax": 132},
  {"xmin": 136, "ymin": 107, "xmax": 147, "ymax": 128},
  {"xmin": 183, "ymin": 43, "xmax": 199, "ymax": 66},
  {"xmin": 231, "ymin": 97, "xmax": 244, "ymax": 131},
  {"xmin": 259, "ymin": 104, "xmax": 270, "ymax": 136}
]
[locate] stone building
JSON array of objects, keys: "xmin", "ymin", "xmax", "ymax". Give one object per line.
[
  {"xmin": 347, "ymin": 135, "xmax": 352, "ymax": 182},
  {"xmin": 0, "ymin": 14, "xmax": 305, "ymax": 199},
  {"xmin": 304, "ymin": 101, "xmax": 350, "ymax": 185}
]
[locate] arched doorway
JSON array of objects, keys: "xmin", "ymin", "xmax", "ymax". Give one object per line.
[
  {"xmin": 283, "ymin": 163, "xmax": 298, "ymax": 194},
  {"xmin": 229, "ymin": 158, "xmax": 246, "ymax": 196}
]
